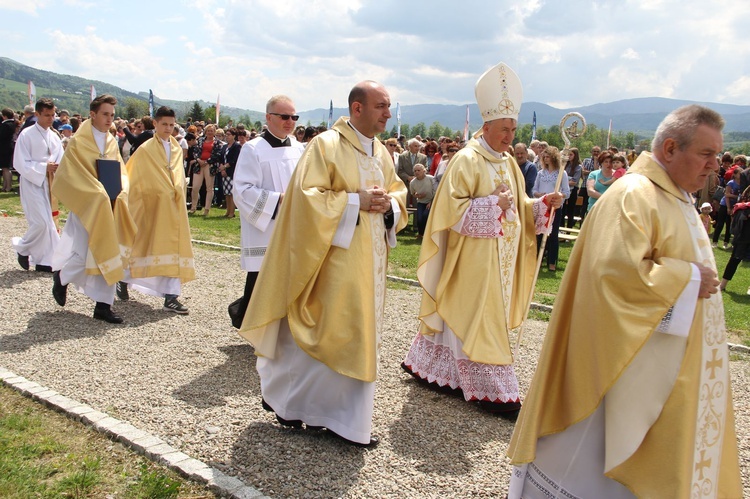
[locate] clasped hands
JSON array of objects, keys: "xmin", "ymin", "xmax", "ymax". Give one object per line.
[{"xmin": 359, "ymin": 186, "xmax": 392, "ymax": 214}]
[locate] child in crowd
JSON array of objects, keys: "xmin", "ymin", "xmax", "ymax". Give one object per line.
[
  {"xmin": 599, "ymin": 153, "xmax": 628, "ymax": 186},
  {"xmin": 699, "ymin": 202, "xmax": 713, "ymax": 234}
]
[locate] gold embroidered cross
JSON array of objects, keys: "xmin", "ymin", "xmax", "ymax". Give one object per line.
[
  {"xmin": 694, "ymin": 450, "xmax": 712, "ymax": 481},
  {"xmin": 706, "ymin": 348, "xmax": 723, "ymax": 380}
]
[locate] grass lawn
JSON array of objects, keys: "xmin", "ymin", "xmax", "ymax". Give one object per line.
[
  {"xmin": 0, "ymin": 384, "xmax": 212, "ymax": 498},
  {"xmin": 3, "ymin": 188, "xmax": 749, "ymax": 340}
]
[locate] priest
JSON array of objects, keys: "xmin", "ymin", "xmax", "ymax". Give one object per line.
[
  {"xmin": 12, "ymin": 98, "xmax": 63, "ymax": 272},
  {"xmin": 238, "ymin": 81, "xmax": 407, "ymax": 447},
  {"xmin": 401, "ymin": 62, "xmax": 562, "ymax": 415},
  {"xmin": 233, "ymin": 95, "xmax": 305, "ymax": 318},
  {"xmin": 507, "ymin": 105, "xmax": 742, "ymax": 498},
  {"xmin": 116, "ymin": 106, "xmax": 194, "ymax": 314},
  {"xmin": 51, "ymin": 94, "xmax": 135, "ymax": 324}
]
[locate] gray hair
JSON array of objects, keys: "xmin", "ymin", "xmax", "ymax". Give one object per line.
[
  {"xmin": 266, "ymin": 95, "xmax": 294, "ymax": 113},
  {"xmin": 23, "ymin": 105, "xmax": 34, "ymax": 114},
  {"xmin": 652, "ymin": 105, "xmax": 724, "ymax": 151},
  {"xmin": 408, "ymin": 138, "xmax": 421, "ymax": 147}
]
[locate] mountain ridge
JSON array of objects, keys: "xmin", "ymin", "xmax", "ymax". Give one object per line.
[{"xmin": 2, "ymin": 56, "xmax": 750, "ymax": 132}]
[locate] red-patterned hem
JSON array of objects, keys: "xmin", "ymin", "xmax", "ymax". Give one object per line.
[{"xmin": 403, "ymin": 333, "xmax": 520, "ymax": 404}]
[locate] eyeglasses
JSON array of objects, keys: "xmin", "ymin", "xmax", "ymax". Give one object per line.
[
  {"xmin": 448, "ymin": 148, "xmax": 459, "ymax": 152},
  {"xmin": 387, "ymin": 143, "xmax": 397, "ymax": 147},
  {"xmin": 269, "ymin": 113, "xmax": 300, "ymax": 121}
]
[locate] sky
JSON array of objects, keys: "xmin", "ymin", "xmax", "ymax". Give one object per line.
[{"xmin": 1, "ymin": 0, "xmax": 749, "ymax": 113}]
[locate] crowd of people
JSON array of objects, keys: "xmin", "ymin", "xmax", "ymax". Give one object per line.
[{"xmin": 0, "ymin": 59, "xmax": 745, "ymax": 497}]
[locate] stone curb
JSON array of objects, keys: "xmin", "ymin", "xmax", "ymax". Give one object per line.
[{"xmin": 0, "ymin": 366, "xmax": 270, "ymax": 499}]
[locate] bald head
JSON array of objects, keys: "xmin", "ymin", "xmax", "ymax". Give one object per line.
[{"xmin": 348, "ymin": 80, "xmax": 391, "ymax": 138}]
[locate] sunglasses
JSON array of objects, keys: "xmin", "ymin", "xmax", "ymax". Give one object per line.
[
  {"xmin": 448, "ymin": 148, "xmax": 459, "ymax": 152},
  {"xmin": 269, "ymin": 113, "xmax": 300, "ymax": 121}
]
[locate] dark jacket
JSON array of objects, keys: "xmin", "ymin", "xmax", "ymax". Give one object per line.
[{"xmin": 0, "ymin": 118, "xmax": 17, "ymax": 168}]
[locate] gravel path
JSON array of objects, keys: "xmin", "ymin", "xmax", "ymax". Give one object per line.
[{"xmin": 1, "ymin": 216, "xmax": 748, "ymax": 498}]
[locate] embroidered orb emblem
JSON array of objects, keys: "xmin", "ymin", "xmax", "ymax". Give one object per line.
[{"xmin": 498, "ymin": 99, "xmax": 515, "ymax": 115}]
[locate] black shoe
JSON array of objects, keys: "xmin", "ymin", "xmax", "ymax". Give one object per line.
[
  {"xmin": 52, "ymin": 271, "xmax": 67, "ymax": 306},
  {"xmin": 276, "ymin": 415, "xmax": 303, "ymax": 428},
  {"xmin": 17, "ymin": 253, "xmax": 29, "ymax": 270},
  {"xmin": 261, "ymin": 398, "xmax": 274, "ymax": 412},
  {"xmin": 163, "ymin": 296, "xmax": 188, "ymax": 314},
  {"xmin": 35, "ymin": 264, "xmax": 52, "ymax": 273},
  {"xmin": 116, "ymin": 281, "xmax": 129, "ymax": 301},
  {"xmin": 93, "ymin": 305, "xmax": 123, "ymax": 324},
  {"xmin": 326, "ymin": 429, "xmax": 380, "ymax": 448},
  {"xmin": 478, "ymin": 400, "xmax": 522, "ymax": 418}
]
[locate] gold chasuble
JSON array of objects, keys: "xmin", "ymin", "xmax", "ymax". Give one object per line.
[
  {"xmin": 508, "ymin": 153, "xmax": 742, "ymax": 498},
  {"xmin": 238, "ymin": 117, "xmax": 407, "ymax": 382},
  {"xmin": 417, "ymin": 139, "xmax": 537, "ymax": 365},
  {"xmin": 52, "ymin": 119, "xmax": 135, "ymax": 285},
  {"xmin": 125, "ymin": 137, "xmax": 194, "ymax": 282}
]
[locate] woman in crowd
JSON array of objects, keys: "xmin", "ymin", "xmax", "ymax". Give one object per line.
[
  {"xmin": 533, "ymin": 146, "xmax": 570, "ymax": 271},
  {"xmin": 425, "ymin": 140, "xmax": 440, "ymax": 175},
  {"xmin": 294, "ymin": 125, "xmax": 305, "ymax": 143},
  {"xmin": 562, "ymin": 147, "xmax": 582, "ymax": 228},
  {"xmin": 713, "ymin": 167, "xmax": 741, "ymax": 249},
  {"xmin": 190, "ymin": 124, "xmax": 222, "ymax": 216},
  {"xmin": 586, "ymin": 150, "xmax": 615, "ymax": 213},
  {"xmin": 385, "ymin": 137, "xmax": 399, "ymax": 164},
  {"xmin": 302, "ymin": 126, "xmax": 318, "ymax": 144},
  {"xmin": 434, "ymin": 141, "xmax": 459, "ymax": 184},
  {"xmin": 218, "ymin": 128, "xmax": 242, "ymax": 218}
]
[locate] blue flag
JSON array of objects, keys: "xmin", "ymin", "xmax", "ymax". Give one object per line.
[
  {"xmin": 327, "ymin": 100, "xmax": 333, "ymax": 129},
  {"xmin": 148, "ymin": 89, "xmax": 154, "ymax": 118},
  {"xmin": 532, "ymin": 111, "xmax": 537, "ymax": 141}
]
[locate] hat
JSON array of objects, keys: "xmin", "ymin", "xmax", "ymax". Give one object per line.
[
  {"xmin": 475, "ymin": 62, "xmax": 523, "ymax": 123},
  {"xmin": 60, "ymin": 124, "xmax": 73, "ymax": 131},
  {"xmin": 700, "ymin": 202, "xmax": 713, "ymax": 211}
]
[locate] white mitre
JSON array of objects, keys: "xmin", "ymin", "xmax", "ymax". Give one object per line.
[{"xmin": 475, "ymin": 61, "xmax": 523, "ymax": 123}]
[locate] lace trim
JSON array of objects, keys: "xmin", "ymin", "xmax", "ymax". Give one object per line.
[
  {"xmin": 525, "ymin": 462, "xmax": 581, "ymax": 499},
  {"xmin": 655, "ymin": 306, "xmax": 674, "ymax": 333},
  {"xmin": 403, "ymin": 333, "xmax": 520, "ymax": 403},
  {"xmin": 458, "ymin": 195, "xmax": 503, "ymax": 238},
  {"xmin": 248, "ymin": 187, "xmax": 269, "ymax": 225}
]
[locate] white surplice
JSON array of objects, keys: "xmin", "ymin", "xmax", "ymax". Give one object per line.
[
  {"xmin": 233, "ymin": 135, "xmax": 304, "ymax": 272},
  {"xmin": 11, "ymin": 123, "xmax": 63, "ymax": 266}
]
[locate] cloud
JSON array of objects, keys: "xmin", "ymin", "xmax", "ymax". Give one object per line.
[
  {"xmin": 3, "ymin": 0, "xmax": 750, "ymax": 113},
  {"xmin": 0, "ymin": 0, "xmax": 48, "ymax": 14},
  {"xmin": 45, "ymin": 29, "xmax": 172, "ymax": 87}
]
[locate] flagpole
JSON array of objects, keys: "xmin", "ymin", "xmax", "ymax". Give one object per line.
[
  {"xmin": 463, "ymin": 105, "xmax": 470, "ymax": 142},
  {"xmin": 606, "ymin": 118, "xmax": 612, "ymax": 149},
  {"xmin": 216, "ymin": 94, "xmax": 220, "ymax": 125},
  {"xmin": 513, "ymin": 112, "xmax": 587, "ymax": 362},
  {"xmin": 396, "ymin": 103, "xmax": 401, "ymax": 138},
  {"xmin": 327, "ymin": 100, "xmax": 333, "ymax": 129}
]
